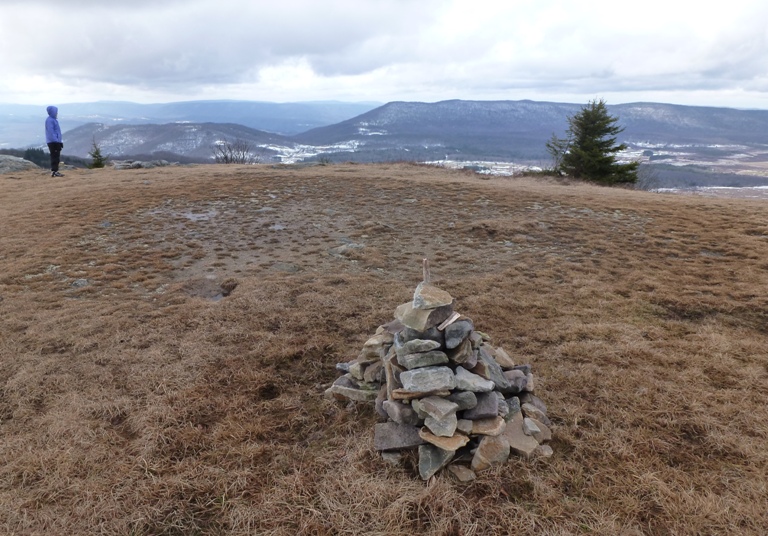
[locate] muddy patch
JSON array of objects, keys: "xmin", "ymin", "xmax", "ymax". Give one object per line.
[{"xmin": 180, "ymin": 277, "xmax": 238, "ymax": 301}]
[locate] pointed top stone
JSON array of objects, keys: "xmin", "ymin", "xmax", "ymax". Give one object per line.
[
  {"xmin": 395, "ymin": 301, "xmax": 454, "ymax": 331},
  {"xmin": 413, "ymin": 281, "xmax": 454, "ymax": 310}
]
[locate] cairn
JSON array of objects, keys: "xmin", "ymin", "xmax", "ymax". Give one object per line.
[{"xmin": 326, "ymin": 261, "xmax": 553, "ymax": 481}]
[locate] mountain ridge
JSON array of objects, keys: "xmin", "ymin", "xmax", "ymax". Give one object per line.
[
  {"xmin": 0, "ymin": 100, "xmax": 380, "ymax": 148},
  {"xmin": 7, "ymin": 99, "xmax": 768, "ymax": 185}
]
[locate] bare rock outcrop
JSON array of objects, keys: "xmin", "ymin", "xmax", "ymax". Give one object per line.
[{"xmin": 0, "ymin": 155, "xmax": 40, "ymax": 174}]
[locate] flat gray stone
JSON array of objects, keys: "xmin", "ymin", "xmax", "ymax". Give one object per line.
[
  {"xmin": 420, "ymin": 396, "xmax": 459, "ymax": 420},
  {"xmin": 410, "ymin": 398, "xmax": 428, "ymax": 419},
  {"xmin": 363, "ymin": 361, "xmax": 385, "ymax": 383},
  {"xmin": 513, "ymin": 364, "xmax": 532, "ymax": 375},
  {"xmin": 522, "ymin": 402, "xmax": 551, "ymax": 426},
  {"xmin": 418, "ymin": 444, "xmax": 454, "ymax": 480},
  {"xmin": 475, "ymin": 331, "xmax": 492, "ymax": 342},
  {"xmin": 462, "ymin": 392, "xmax": 499, "ymax": 420},
  {"xmin": 395, "ymin": 338, "xmax": 441, "ymax": 358},
  {"xmin": 476, "ymin": 346, "xmax": 513, "ymax": 393},
  {"xmin": 457, "ymin": 419, "xmax": 473, "ymax": 434},
  {"xmin": 492, "ymin": 346, "xmax": 516, "ymax": 369},
  {"xmin": 447, "ymin": 337, "xmax": 475, "ymax": 366},
  {"xmin": 333, "ymin": 374, "xmax": 358, "ymax": 389},
  {"xmin": 335, "ymin": 361, "xmax": 352, "ymax": 373},
  {"xmin": 519, "ymin": 393, "xmax": 547, "ymax": 414},
  {"xmin": 392, "ymin": 388, "xmax": 451, "ymax": 400},
  {"xmin": 400, "ymin": 366, "xmax": 456, "ymax": 393},
  {"xmin": 469, "ymin": 331, "xmax": 484, "ymax": 349},
  {"xmin": 425, "ymin": 413, "xmax": 458, "ymax": 437},
  {"xmin": 397, "ymin": 350, "xmax": 449, "ymax": 370},
  {"xmin": 502, "ymin": 369, "xmax": 527, "ymax": 394},
  {"xmin": 374, "ymin": 422, "xmax": 425, "ymax": 451},
  {"xmin": 329, "ymin": 374, "xmax": 379, "ymax": 402},
  {"xmin": 444, "ymin": 319, "xmax": 474, "ymax": 349},
  {"xmin": 378, "ymin": 319, "xmax": 405, "ymax": 335},
  {"xmin": 399, "ymin": 326, "xmax": 445, "ymax": 346},
  {"xmin": 504, "ymin": 412, "xmax": 539, "ymax": 459},
  {"xmin": 349, "ymin": 361, "xmax": 364, "ymax": 380},
  {"xmin": 364, "ymin": 332, "xmax": 394, "ymax": 348},
  {"xmin": 447, "ymin": 391, "xmax": 477, "ymax": 411},
  {"xmin": 383, "ymin": 400, "xmax": 421, "ymax": 426},
  {"xmin": 359, "ymin": 344, "xmax": 387, "ymax": 361},
  {"xmin": 454, "ymin": 366, "xmax": 494, "ymax": 393},
  {"xmin": 328, "ymin": 384, "xmax": 379, "ymax": 402},
  {"xmin": 523, "ymin": 417, "xmax": 541, "ymax": 437},
  {"xmin": 527, "ymin": 417, "xmax": 552, "ymax": 443},
  {"xmin": 504, "ymin": 396, "xmax": 521, "ymax": 421},
  {"xmin": 375, "ymin": 387, "xmax": 388, "ymax": 419},
  {"xmin": 496, "ymin": 392, "xmax": 509, "ymax": 419}
]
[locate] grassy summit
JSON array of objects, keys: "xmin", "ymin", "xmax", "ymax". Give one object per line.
[{"xmin": 1, "ymin": 163, "xmax": 767, "ymax": 534}]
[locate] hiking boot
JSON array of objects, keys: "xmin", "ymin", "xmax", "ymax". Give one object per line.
[{"xmin": 51, "ymin": 171, "xmax": 64, "ymax": 177}]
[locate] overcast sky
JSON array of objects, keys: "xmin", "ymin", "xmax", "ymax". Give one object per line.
[{"xmin": 2, "ymin": 0, "xmax": 767, "ymax": 109}]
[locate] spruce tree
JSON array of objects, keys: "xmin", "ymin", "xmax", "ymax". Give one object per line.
[
  {"xmin": 548, "ymin": 99, "xmax": 638, "ymax": 185},
  {"xmin": 88, "ymin": 139, "xmax": 108, "ymax": 169}
]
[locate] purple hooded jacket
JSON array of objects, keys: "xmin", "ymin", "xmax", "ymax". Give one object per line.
[{"xmin": 45, "ymin": 106, "xmax": 62, "ymax": 144}]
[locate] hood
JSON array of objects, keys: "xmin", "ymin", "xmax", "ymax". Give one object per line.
[{"xmin": 46, "ymin": 106, "xmax": 58, "ymax": 118}]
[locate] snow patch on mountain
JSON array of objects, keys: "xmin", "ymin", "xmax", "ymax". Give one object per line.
[{"xmin": 259, "ymin": 140, "xmax": 363, "ymax": 163}]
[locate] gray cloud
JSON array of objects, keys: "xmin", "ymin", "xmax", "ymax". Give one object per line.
[
  {"xmin": 3, "ymin": 1, "xmax": 441, "ymax": 87},
  {"xmin": 1, "ymin": 0, "xmax": 768, "ymax": 108}
]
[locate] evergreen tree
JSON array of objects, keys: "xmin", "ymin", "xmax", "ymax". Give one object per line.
[
  {"xmin": 548, "ymin": 99, "xmax": 638, "ymax": 185},
  {"xmin": 23, "ymin": 148, "xmax": 48, "ymax": 167},
  {"xmin": 88, "ymin": 139, "xmax": 108, "ymax": 169}
]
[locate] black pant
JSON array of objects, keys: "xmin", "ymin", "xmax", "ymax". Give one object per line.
[{"xmin": 47, "ymin": 142, "xmax": 63, "ymax": 172}]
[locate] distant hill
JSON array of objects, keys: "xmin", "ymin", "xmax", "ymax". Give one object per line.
[
  {"xmin": 613, "ymin": 102, "xmax": 768, "ymax": 145},
  {"xmin": 63, "ymin": 122, "xmax": 297, "ymax": 162},
  {"xmin": 293, "ymin": 100, "xmax": 579, "ymax": 161},
  {"xmin": 0, "ymin": 100, "xmax": 380, "ymax": 148},
  {"xmin": 293, "ymin": 100, "xmax": 768, "ymax": 162}
]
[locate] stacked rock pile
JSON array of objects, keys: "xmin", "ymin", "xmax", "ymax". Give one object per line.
[{"xmin": 326, "ymin": 263, "xmax": 553, "ymax": 481}]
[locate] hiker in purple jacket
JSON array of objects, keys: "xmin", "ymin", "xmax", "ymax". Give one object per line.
[{"xmin": 45, "ymin": 106, "xmax": 64, "ymax": 177}]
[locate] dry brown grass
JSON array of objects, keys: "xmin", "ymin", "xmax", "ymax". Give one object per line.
[{"xmin": 1, "ymin": 162, "xmax": 767, "ymax": 535}]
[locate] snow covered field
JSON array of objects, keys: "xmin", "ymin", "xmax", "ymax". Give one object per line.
[{"xmin": 656, "ymin": 186, "xmax": 768, "ymax": 200}]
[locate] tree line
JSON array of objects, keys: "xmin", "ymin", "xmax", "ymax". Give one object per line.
[{"xmin": 0, "ymin": 147, "xmax": 89, "ymax": 168}]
